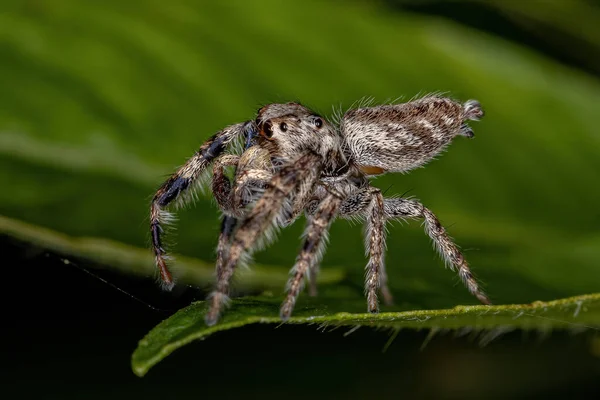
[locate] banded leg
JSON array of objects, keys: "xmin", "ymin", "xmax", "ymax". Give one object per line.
[
  {"xmin": 150, "ymin": 122, "xmax": 255, "ymax": 290},
  {"xmin": 307, "ymin": 240, "xmax": 325, "ymax": 297},
  {"xmin": 287, "ymin": 170, "xmax": 326, "ymax": 224},
  {"xmin": 303, "ymin": 198, "xmax": 324, "ymax": 297},
  {"xmin": 311, "ymin": 187, "xmax": 394, "ymax": 305},
  {"xmin": 383, "ymin": 197, "xmax": 490, "ymax": 305},
  {"xmin": 280, "ymin": 193, "xmax": 341, "ymax": 320},
  {"xmin": 214, "ymin": 214, "xmax": 238, "ymax": 292},
  {"xmin": 364, "ymin": 189, "xmax": 386, "ymax": 313},
  {"xmin": 305, "ymin": 185, "xmax": 373, "ymax": 297},
  {"xmin": 212, "ymin": 157, "xmax": 241, "ymax": 290},
  {"xmin": 214, "ymin": 153, "xmax": 278, "ymax": 280},
  {"xmin": 213, "ymin": 154, "xmax": 275, "ymax": 287},
  {"xmin": 205, "ymin": 152, "xmax": 322, "ymax": 325}
]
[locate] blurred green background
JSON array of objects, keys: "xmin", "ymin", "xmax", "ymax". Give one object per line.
[{"xmin": 1, "ymin": 0, "xmax": 599, "ymax": 398}]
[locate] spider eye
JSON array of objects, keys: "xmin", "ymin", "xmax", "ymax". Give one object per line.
[
  {"xmin": 314, "ymin": 118, "xmax": 323, "ymax": 128},
  {"xmin": 262, "ymin": 121, "xmax": 273, "ymax": 138},
  {"xmin": 279, "ymin": 122, "xmax": 288, "ymax": 132}
]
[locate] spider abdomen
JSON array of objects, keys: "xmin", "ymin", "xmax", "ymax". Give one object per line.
[{"xmin": 341, "ymin": 96, "xmax": 483, "ymax": 174}]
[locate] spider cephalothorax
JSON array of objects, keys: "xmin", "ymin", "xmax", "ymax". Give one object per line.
[{"xmin": 150, "ymin": 95, "xmax": 490, "ymax": 326}]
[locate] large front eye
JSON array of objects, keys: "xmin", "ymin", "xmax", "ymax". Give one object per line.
[{"xmin": 262, "ymin": 121, "xmax": 273, "ymax": 138}]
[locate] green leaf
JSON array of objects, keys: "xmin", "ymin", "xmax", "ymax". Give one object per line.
[
  {"xmin": 1, "ymin": 0, "xmax": 600, "ymax": 380},
  {"xmin": 132, "ymin": 293, "xmax": 600, "ymax": 377}
]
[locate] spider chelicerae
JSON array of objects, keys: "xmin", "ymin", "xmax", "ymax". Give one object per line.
[{"xmin": 150, "ymin": 95, "xmax": 490, "ymax": 326}]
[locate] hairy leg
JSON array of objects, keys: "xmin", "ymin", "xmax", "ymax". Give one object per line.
[
  {"xmin": 205, "ymin": 152, "xmax": 322, "ymax": 325},
  {"xmin": 215, "ymin": 214, "xmax": 238, "ymax": 280},
  {"xmin": 211, "ymin": 155, "xmax": 239, "ymax": 214},
  {"xmin": 302, "ymin": 198, "xmax": 324, "ymax": 297},
  {"xmin": 150, "ymin": 122, "xmax": 255, "ymax": 289},
  {"xmin": 384, "ymin": 197, "xmax": 490, "ymax": 305},
  {"xmin": 280, "ymin": 193, "xmax": 341, "ymax": 320},
  {"xmin": 233, "ymin": 146, "xmax": 273, "ymax": 212},
  {"xmin": 304, "ymin": 184, "xmax": 384, "ymax": 298},
  {"xmin": 364, "ymin": 189, "xmax": 386, "ymax": 312},
  {"xmin": 287, "ymin": 170, "xmax": 325, "ymax": 225},
  {"xmin": 233, "ymin": 169, "xmax": 273, "ymax": 211},
  {"xmin": 302, "ymin": 182, "xmax": 369, "ymax": 296},
  {"xmin": 213, "ymin": 153, "xmax": 274, "ymax": 218},
  {"xmin": 213, "ymin": 152, "xmax": 281, "ymax": 286},
  {"xmin": 211, "ymin": 155, "xmax": 240, "ymax": 292},
  {"xmin": 323, "ymin": 186, "xmax": 394, "ymax": 307}
]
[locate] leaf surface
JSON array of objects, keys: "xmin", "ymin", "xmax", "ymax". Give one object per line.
[{"xmin": 132, "ymin": 293, "xmax": 600, "ymax": 377}]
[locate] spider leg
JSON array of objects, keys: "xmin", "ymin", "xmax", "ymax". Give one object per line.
[
  {"xmin": 205, "ymin": 152, "xmax": 322, "ymax": 325},
  {"xmin": 233, "ymin": 146, "xmax": 273, "ymax": 213},
  {"xmin": 302, "ymin": 198, "xmax": 322, "ymax": 297},
  {"xmin": 211, "ymin": 155, "xmax": 243, "ymax": 290},
  {"xmin": 211, "ymin": 154, "xmax": 239, "ymax": 215},
  {"xmin": 214, "ymin": 147, "xmax": 275, "ymax": 218},
  {"xmin": 364, "ymin": 189, "xmax": 392, "ymax": 313},
  {"xmin": 233, "ymin": 169, "xmax": 273, "ymax": 211},
  {"xmin": 214, "ymin": 153, "xmax": 278, "ymax": 286},
  {"xmin": 383, "ymin": 197, "xmax": 490, "ymax": 305},
  {"xmin": 280, "ymin": 192, "xmax": 341, "ymax": 320},
  {"xmin": 215, "ymin": 214, "xmax": 238, "ymax": 281},
  {"xmin": 327, "ymin": 186, "xmax": 394, "ymax": 309},
  {"xmin": 150, "ymin": 122, "xmax": 255, "ymax": 290},
  {"xmin": 286, "ymin": 171, "xmax": 323, "ymax": 225}
]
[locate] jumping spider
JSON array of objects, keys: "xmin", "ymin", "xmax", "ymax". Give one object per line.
[{"xmin": 150, "ymin": 95, "xmax": 490, "ymax": 326}]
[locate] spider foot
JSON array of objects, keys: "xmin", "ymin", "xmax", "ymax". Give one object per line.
[
  {"xmin": 367, "ymin": 293, "xmax": 379, "ymax": 314},
  {"xmin": 280, "ymin": 299, "xmax": 295, "ymax": 322},
  {"xmin": 205, "ymin": 292, "xmax": 228, "ymax": 326}
]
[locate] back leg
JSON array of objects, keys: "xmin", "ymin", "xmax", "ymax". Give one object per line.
[
  {"xmin": 150, "ymin": 122, "xmax": 255, "ymax": 290},
  {"xmin": 364, "ymin": 189, "xmax": 394, "ymax": 313},
  {"xmin": 383, "ymin": 197, "xmax": 491, "ymax": 305},
  {"xmin": 312, "ymin": 187, "xmax": 394, "ymax": 306}
]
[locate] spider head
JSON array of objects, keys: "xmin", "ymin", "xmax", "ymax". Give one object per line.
[{"xmin": 255, "ymin": 103, "xmax": 342, "ymax": 165}]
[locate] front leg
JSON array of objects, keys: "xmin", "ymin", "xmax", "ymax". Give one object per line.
[
  {"xmin": 233, "ymin": 146, "xmax": 273, "ymax": 213},
  {"xmin": 211, "ymin": 154, "xmax": 239, "ymax": 215},
  {"xmin": 150, "ymin": 122, "xmax": 254, "ymax": 289},
  {"xmin": 212, "ymin": 153, "xmax": 274, "ymax": 283},
  {"xmin": 205, "ymin": 152, "xmax": 322, "ymax": 326},
  {"xmin": 215, "ymin": 215, "xmax": 238, "ymax": 289}
]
